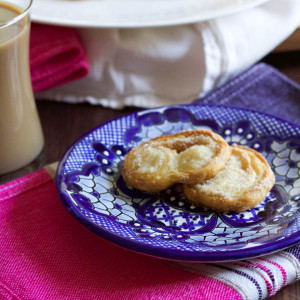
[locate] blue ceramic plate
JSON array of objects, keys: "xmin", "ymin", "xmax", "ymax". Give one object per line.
[{"xmin": 56, "ymin": 105, "xmax": 300, "ymax": 262}]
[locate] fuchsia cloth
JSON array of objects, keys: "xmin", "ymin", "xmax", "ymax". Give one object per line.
[
  {"xmin": 0, "ymin": 169, "xmax": 241, "ymax": 300},
  {"xmin": 1, "ymin": 167, "xmax": 300, "ymax": 300},
  {"xmin": 30, "ymin": 24, "xmax": 89, "ymax": 92}
]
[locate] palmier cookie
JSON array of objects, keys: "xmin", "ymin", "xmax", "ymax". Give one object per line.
[
  {"xmin": 121, "ymin": 129, "xmax": 231, "ymax": 192},
  {"xmin": 183, "ymin": 145, "xmax": 275, "ymax": 213}
]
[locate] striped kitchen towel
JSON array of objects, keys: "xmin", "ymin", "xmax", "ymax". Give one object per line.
[{"xmin": 169, "ymin": 251, "xmax": 300, "ymax": 299}]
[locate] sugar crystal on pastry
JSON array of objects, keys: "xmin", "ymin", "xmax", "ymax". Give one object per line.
[
  {"xmin": 183, "ymin": 145, "xmax": 275, "ymax": 213},
  {"xmin": 121, "ymin": 129, "xmax": 231, "ymax": 192}
]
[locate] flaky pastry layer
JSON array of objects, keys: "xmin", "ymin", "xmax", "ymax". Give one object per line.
[
  {"xmin": 121, "ymin": 129, "xmax": 231, "ymax": 192},
  {"xmin": 183, "ymin": 145, "xmax": 275, "ymax": 213}
]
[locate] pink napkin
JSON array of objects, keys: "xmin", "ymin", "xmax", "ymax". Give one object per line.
[
  {"xmin": 30, "ymin": 24, "xmax": 89, "ymax": 92},
  {"xmin": 0, "ymin": 166, "xmax": 299, "ymax": 299}
]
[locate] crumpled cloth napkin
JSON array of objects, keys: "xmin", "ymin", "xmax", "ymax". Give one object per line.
[
  {"xmin": 30, "ymin": 23, "xmax": 89, "ymax": 92},
  {"xmin": 35, "ymin": 0, "xmax": 300, "ymax": 109},
  {"xmin": 1, "ymin": 63, "xmax": 299, "ymax": 300},
  {"xmin": 194, "ymin": 62, "xmax": 300, "ymax": 122}
]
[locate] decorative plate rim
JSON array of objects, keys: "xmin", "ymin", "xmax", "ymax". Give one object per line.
[{"xmin": 56, "ymin": 104, "xmax": 300, "ymax": 262}]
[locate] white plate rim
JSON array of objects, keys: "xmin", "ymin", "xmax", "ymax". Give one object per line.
[{"xmin": 31, "ymin": 0, "xmax": 271, "ymax": 28}]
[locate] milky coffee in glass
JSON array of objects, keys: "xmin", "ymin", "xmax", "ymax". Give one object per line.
[{"xmin": 0, "ymin": 0, "xmax": 44, "ymax": 175}]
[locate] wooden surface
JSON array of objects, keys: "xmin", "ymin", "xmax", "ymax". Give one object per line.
[
  {"xmin": 19, "ymin": 50, "xmax": 300, "ymax": 299},
  {"xmin": 275, "ymin": 25, "xmax": 300, "ymax": 52}
]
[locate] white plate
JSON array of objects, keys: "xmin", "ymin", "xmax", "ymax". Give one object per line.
[{"xmin": 31, "ymin": 0, "xmax": 271, "ymax": 28}]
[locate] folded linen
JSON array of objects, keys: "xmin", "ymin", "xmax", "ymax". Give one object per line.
[
  {"xmin": 1, "ymin": 63, "xmax": 299, "ymax": 300},
  {"xmin": 34, "ymin": 0, "xmax": 300, "ymax": 109},
  {"xmin": 30, "ymin": 23, "xmax": 89, "ymax": 92},
  {"xmin": 0, "ymin": 166, "xmax": 242, "ymax": 300},
  {"xmin": 195, "ymin": 62, "xmax": 300, "ymax": 123},
  {"xmin": 0, "ymin": 163, "xmax": 299, "ymax": 300}
]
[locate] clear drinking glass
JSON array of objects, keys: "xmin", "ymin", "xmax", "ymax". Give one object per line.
[{"xmin": 0, "ymin": 0, "xmax": 44, "ymax": 178}]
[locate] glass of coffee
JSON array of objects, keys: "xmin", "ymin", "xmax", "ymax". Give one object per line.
[{"xmin": 0, "ymin": 0, "xmax": 44, "ymax": 178}]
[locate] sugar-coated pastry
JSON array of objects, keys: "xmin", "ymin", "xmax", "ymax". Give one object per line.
[
  {"xmin": 183, "ymin": 145, "xmax": 275, "ymax": 213},
  {"xmin": 121, "ymin": 129, "xmax": 231, "ymax": 192}
]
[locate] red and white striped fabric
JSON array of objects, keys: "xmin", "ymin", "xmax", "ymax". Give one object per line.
[{"xmin": 170, "ymin": 250, "xmax": 300, "ymax": 299}]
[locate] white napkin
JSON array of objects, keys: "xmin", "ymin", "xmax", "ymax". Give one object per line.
[{"xmin": 35, "ymin": 0, "xmax": 300, "ymax": 109}]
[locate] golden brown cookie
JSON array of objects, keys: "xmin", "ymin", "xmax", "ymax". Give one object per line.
[
  {"xmin": 121, "ymin": 129, "xmax": 231, "ymax": 192},
  {"xmin": 183, "ymin": 145, "xmax": 275, "ymax": 213}
]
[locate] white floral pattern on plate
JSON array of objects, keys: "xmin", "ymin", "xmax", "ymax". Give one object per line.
[{"xmin": 57, "ymin": 104, "xmax": 300, "ymax": 261}]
